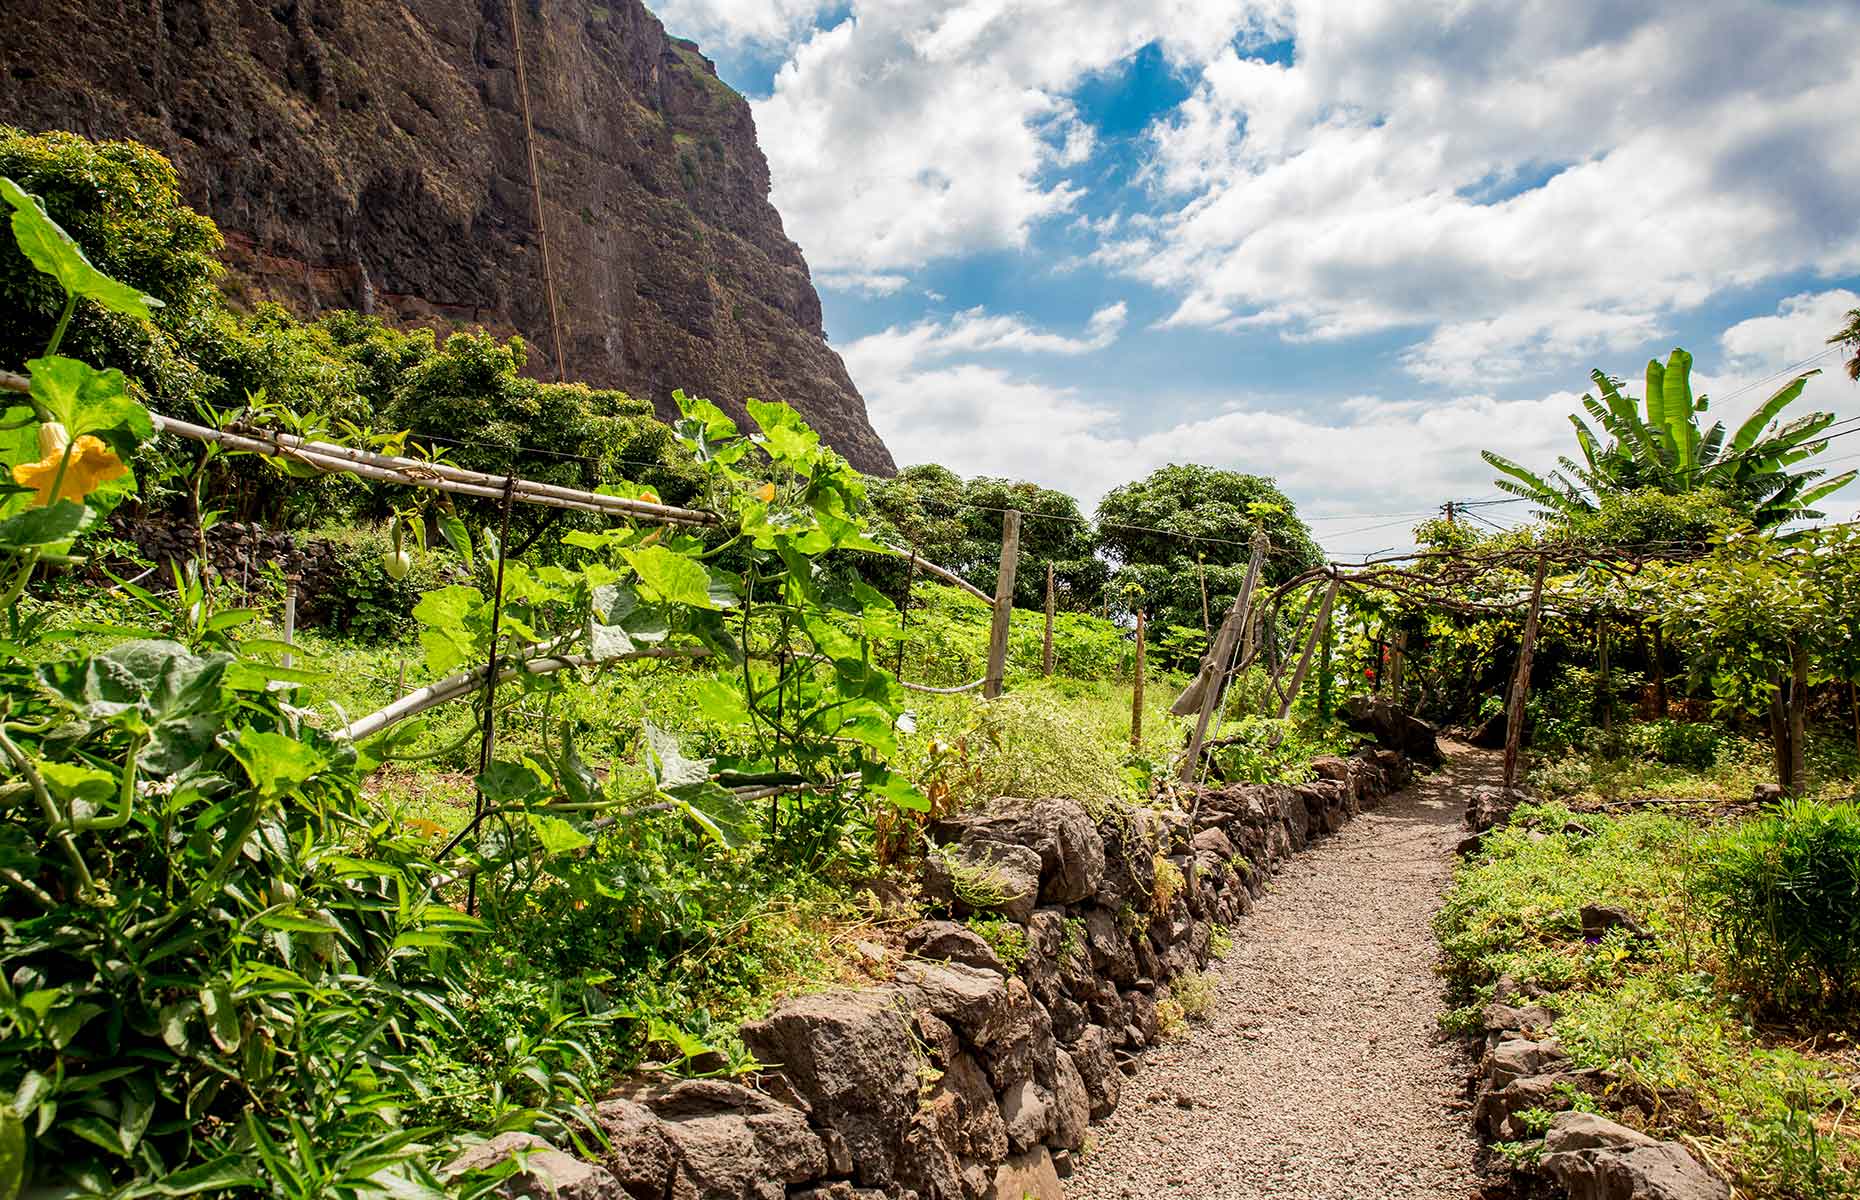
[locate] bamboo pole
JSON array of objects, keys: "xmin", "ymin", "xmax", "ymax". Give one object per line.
[
  {"xmin": 983, "ymin": 509, "xmax": 1021, "ymax": 699},
  {"xmin": 1502, "ymin": 554, "xmax": 1548, "ymax": 790},
  {"xmin": 1178, "ymin": 533, "xmax": 1266, "ymax": 781},
  {"xmin": 1597, "ymin": 615, "xmax": 1611, "ymax": 733},
  {"xmin": 1198, "ymin": 558, "xmax": 1211, "ymax": 635},
  {"xmin": 1042, "ymin": 564, "xmax": 1056, "ymax": 676},
  {"xmin": 1652, "ymin": 623, "xmax": 1668, "ymax": 717},
  {"xmin": 1276, "ymin": 575, "xmax": 1339, "ymax": 720},
  {"xmin": 1787, "ymin": 641, "xmax": 1809, "ymax": 794},
  {"xmin": 1131, "ymin": 609, "xmax": 1146, "ymax": 749}
]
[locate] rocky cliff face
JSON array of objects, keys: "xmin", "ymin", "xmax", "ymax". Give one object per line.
[{"xmin": 0, "ymin": 0, "xmax": 896, "ymax": 474}]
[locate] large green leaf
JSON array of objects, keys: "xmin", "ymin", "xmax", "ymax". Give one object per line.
[
  {"xmin": 1728, "ymin": 372, "xmax": 1816, "ymax": 458},
  {"xmin": 0, "ymin": 499, "xmax": 90, "ymax": 549},
  {"xmin": 26, "ymin": 357, "xmax": 152, "ymax": 443},
  {"xmin": 225, "ymin": 728, "xmax": 329, "ymax": 800},
  {"xmin": 622, "ymin": 545, "xmax": 715, "ymax": 609},
  {"xmin": 0, "ymin": 177, "xmax": 163, "ymax": 320}
]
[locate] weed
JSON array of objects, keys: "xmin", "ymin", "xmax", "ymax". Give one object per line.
[
  {"xmin": 1169, "ymin": 969, "xmax": 1217, "ymax": 1022},
  {"xmin": 1059, "ymin": 916, "xmax": 1088, "ymax": 971},
  {"xmin": 1152, "ymin": 854, "xmax": 1186, "ymax": 913},
  {"xmin": 1209, "ymin": 923, "xmax": 1235, "ymax": 959},
  {"xmin": 966, "ymin": 915, "xmax": 1030, "ymax": 972}
]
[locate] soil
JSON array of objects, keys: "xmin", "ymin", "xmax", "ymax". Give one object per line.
[{"xmin": 1067, "ymin": 744, "xmax": 1494, "ymax": 1199}]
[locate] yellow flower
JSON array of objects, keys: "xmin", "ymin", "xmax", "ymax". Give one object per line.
[{"xmin": 12, "ymin": 426, "xmax": 127, "ymax": 507}]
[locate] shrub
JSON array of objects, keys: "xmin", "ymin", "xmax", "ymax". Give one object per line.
[
  {"xmin": 1693, "ymin": 799, "xmax": 1860, "ymax": 1014},
  {"xmin": 1625, "ymin": 719, "xmax": 1720, "ymax": 769},
  {"xmin": 965, "ymin": 915, "xmax": 1029, "ymax": 972}
]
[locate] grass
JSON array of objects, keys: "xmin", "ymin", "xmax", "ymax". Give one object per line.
[
  {"xmin": 1528, "ymin": 725, "xmax": 1860, "ymax": 807},
  {"xmin": 1437, "ymin": 801, "xmax": 1860, "ymax": 1198}
]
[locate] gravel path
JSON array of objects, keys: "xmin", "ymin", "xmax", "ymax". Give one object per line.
[{"xmin": 1067, "ymin": 745, "xmax": 1491, "ymax": 1200}]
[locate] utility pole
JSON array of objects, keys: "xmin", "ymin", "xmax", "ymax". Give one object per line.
[{"xmin": 1443, "ymin": 500, "xmax": 1456, "ymax": 525}]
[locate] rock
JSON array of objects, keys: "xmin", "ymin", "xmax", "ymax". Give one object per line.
[
  {"xmin": 924, "ymin": 840, "xmax": 1043, "ymax": 924},
  {"xmin": 1189, "ymin": 826, "xmax": 1235, "ymax": 860},
  {"xmin": 969, "ymin": 977, "xmax": 1058, "ymax": 1092},
  {"xmin": 900, "ymin": 1051, "xmax": 1005, "ymax": 1200},
  {"xmin": 1341, "ymin": 697, "xmax": 1443, "ymax": 763},
  {"xmin": 1068, "ymin": 1025, "xmax": 1121, "ymax": 1118},
  {"xmin": 1048, "ymin": 1050, "xmax": 1090, "ymax": 1151},
  {"xmin": 1456, "ymin": 832, "xmax": 1485, "ymax": 856},
  {"xmin": 1581, "ymin": 904, "xmax": 1654, "ymax": 944},
  {"xmin": 934, "ymin": 798, "xmax": 1106, "ymax": 906},
  {"xmin": 1486, "ymin": 1037, "xmax": 1570, "ymax": 1089},
  {"xmin": 999, "ymin": 1079, "xmax": 1055, "ymax": 1153},
  {"xmin": 1096, "ymin": 809, "xmax": 1161, "ymax": 910},
  {"xmin": 991, "ymin": 1148, "xmax": 1063, "ymax": 1200},
  {"xmin": 1482, "ymin": 1002, "xmax": 1558, "ymax": 1037},
  {"xmin": 1050, "ymin": 1149, "xmax": 1074, "ymax": 1179},
  {"xmin": 592, "ymin": 1098, "xmax": 676, "ymax": 1198},
  {"xmin": 1468, "ymin": 709, "xmax": 1511, "ymax": 749},
  {"xmin": 1467, "ymin": 784, "xmax": 1533, "ymax": 832},
  {"xmin": 1540, "ymin": 1112, "xmax": 1730, "ymax": 1200},
  {"xmin": 442, "ymin": 1132, "xmax": 621, "ymax": 1200},
  {"xmin": 1752, "ymin": 782, "xmax": 1786, "ymax": 803},
  {"xmin": 1081, "ymin": 906, "xmax": 1138, "ymax": 985},
  {"xmin": 898, "ymin": 961, "xmax": 1015, "ymax": 1050},
  {"xmin": 632, "ymin": 1080, "xmax": 825, "ymax": 1199},
  {"xmin": 739, "ymin": 990, "xmax": 919, "ymax": 1190},
  {"xmin": 905, "ymin": 920, "xmax": 1008, "ymax": 974}
]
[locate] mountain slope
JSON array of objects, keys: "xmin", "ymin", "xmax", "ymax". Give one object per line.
[{"xmin": 0, "ymin": 0, "xmax": 896, "ymax": 473}]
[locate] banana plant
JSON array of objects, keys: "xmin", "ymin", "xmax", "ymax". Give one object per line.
[{"xmin": 1484, "ymin": 348, "xmax": 1855, "ymax": 528}]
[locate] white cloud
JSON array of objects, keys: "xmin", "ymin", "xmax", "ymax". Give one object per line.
[
  {"xmin": 845, "ymin": 304, "xmax": 1127, "ymax": 382},
  {"xmin": 651, "ymin": 0, "xmax": 841, "ymax": 48},
  {"xmin": 848, "ymin": 291, "xmax": 1860, "ymax": 556},
  {"xmin": 1116, "ymin": 0, "xmax": 1860, "ymax": 384},
  {"xmin": 751, "ymin": 1, "xmax": 1288, "ymax": 273},
  {"xmin": 816, "ymin": 271, "xmax": 912, "ymax": 297}
]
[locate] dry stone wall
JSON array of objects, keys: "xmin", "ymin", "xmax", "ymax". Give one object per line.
[{"xmin": 456, "ymin": 748, "xmax": 1418, "ymax": 1200}]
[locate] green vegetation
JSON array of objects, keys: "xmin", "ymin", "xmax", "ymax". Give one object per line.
[
  {"xmin": 1483, "ymin": 347, "xmax": 1854, "ymax": 528},
  {"xmin": 1438, "ymin": 802, "xmax": 1860, "ymax": 1197}
]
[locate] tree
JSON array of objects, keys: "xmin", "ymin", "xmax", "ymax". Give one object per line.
[
  {"xmin": 1484, "ymin": 348, "xmax": 1854, "ymax": 529},
  {"xmin": 1095, "ymin": 464, "xmax": 1322, "ymax": 630},
  {"xmin": 1832, "ymin": 306, "xmax": 1860, "ymax": 382},
  {"xmin": 863, "ymin": 466, "xmax": 1106, "ymax": 609}
]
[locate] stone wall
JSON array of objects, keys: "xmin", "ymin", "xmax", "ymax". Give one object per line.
[
  {"xmin": 1459, "ymin": 799, "xmax": 1730, "ymax": 1200},
  {"xmin": 450, "ymin": 748, "xmax": 1417, "ymax": 1199}
]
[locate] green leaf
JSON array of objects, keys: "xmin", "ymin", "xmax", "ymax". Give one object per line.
[
  {"xmin": 0, "ymin": 178, "xmax": 163, "ymax": 320},
  {"xmin": 26, "ymin": 356, "xmax": 153, "ymax": 442},
  {"xmin": 225, "ymin": 728, "xmax": 329, "ymax": 800},
  {"xmin": 158, "ymin": 1000, "xmax": 199, "ymax": 1054},
  {"xmin": 529, "ymin": 814, "xmax": 591, "ymax": 857},
  {"xmin": 200, "ymin": 979, "xmax": 241, "ymax": 1053},
  {"xmin": 439, "ymin": 512, "xmax": 474, "ymax": 568},
  {"xmin": 865, "ymin": 769, "xmax": 930, "ymax": 812},
  {"xmin": 0, "ymin": 499, "xmax": 89, "ymax": 549},
  {"xmin": 477, "ymin": 758, "xmax": 544, "ymax": 805},
  {"xmin": 144, "ymin": 1157, "xmax": 265, "ymax": 1196},
  {"xmin": 0, "ymin": 1103, "xmax": 22, "ymax": 1200},
  {"xmin": 412, "ymin": 584, "xmax": 484, "ymax": 675},
  {"xmin": 747, "ymin": 398, "xmax": 822, "ymax": 467},
  {"xmin": 692, "ymin": 679, "xmax": 752, "ymax": 727},
  {"xmin": 644, "ymin": 721, "xmax": 712, "ymax": 789},
  {"xmin": 623, "ymin": 544, "xmax": 715, "ymax": 608},
  {"xmin": 589, "ymin": 620, "xmax": 636, "ymax": 661},
  {"xmin": 556, "ymin": 729, "xmax": 601, "ymax": 807},
  {"xmin": 667, "ymin": 781, "xmax": 750, "ymax": 848}
]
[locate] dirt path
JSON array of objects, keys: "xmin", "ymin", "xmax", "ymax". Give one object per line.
[{"xmin": 1067, "ymin": 744, "xmax": 1491, "ymax": 1200}]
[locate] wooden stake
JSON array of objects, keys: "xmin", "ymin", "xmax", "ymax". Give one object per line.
[
  {"xmin": 983, "ymin": 510, "xmax": 1021, "ymax": 699},
  {"xmin": 1276, "ymin": 575, "xmax": 1339, "ymax": 720},
  {"xmin": 1317, "ymin": 603, "xmax": 1334, "ymax": 722},
  {"xmin": 1042, "ymin": 564, "xmax": 1056, "ymax": 677},
  {"xmin": 1851, "ymin": 680, "xmax": 1859, "ymax": 761},
  {"xmin": 1652, "ymin": 623, "xmax": 1668, "ymax": 717},
  {"xmin": 1131, "ymin": 610, "xmax": 1146, "ymax": 749},
  {"xmin": 1502, "ymin": 554, "xmax": 1547, "ymax": 790},
  {"xmin": 1389, "ymin": 630, "xmax": 1407, "ymax": 700},
  {"xmin": 1597, "ymin": 615, "xmax": 1611, "ymax": 732},
  {"xmin": 1178, "ymin": 533, "xmax": 1266, "ymax": 781},
  {"xmin": 1198, "ymin": 558, "xmax": 1211, "ymax": 636},
  {"xmin": 1787, "ymin": 641, "xmax": 1809, "ymax": 794},
  {"xmin": 282, "ymin": 577, "xmax": 298, "ymax": 669}
]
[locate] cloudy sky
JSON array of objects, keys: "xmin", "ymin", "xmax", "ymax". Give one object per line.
[{"xmin": 654, "ymin": 0, "xmax": 1860, "ymax": 559}]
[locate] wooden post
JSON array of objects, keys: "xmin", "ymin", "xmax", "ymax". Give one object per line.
[
  {"xmin": 1502, "ymin": 554, "xmax": 1547, "ymax": 791},
  {"xmin": 983, "ymin": 509, "xmax": 1021, "ymax": 699},
  {"xmin": 282, "ymin": 575, "xmax": 299, "ymax": 668},
  {"xmin": 1277, "ymin": 575, "xmax": 1339, "ymax": 720},
  {"xmin": 1389, "ymin": 631, "xmax": 1407, "ymax": 701},
  {"xmin": 1597, "ymin": 615, "xmax": 1611, "ymax": 733},
  {"xmin": 1042, "ymin": 564, "xmax": 1056, "ymax": 677},
  {"xmin": 1178, "ymin": 533, "xmax": 1266, "ymax": 782},
  {"xmin": 1131, "ymin": 610, "xmax": 1146, "ymax": 749},
  {"xmin": 1787, "ymin": 641, "xmax": 1809, "ymax": 794},
  {"xmin": 1651, "ymin": 623, "xmax": 1668, "ymax": 717},
  {"xmin": 1198, "ymin": 557, "xmax": 1211, "ymax": 635},
  {"xmin": 1317, "ymin": 603, "xmax": 1334, "ymax": 722},
  {"xmin": 1851, "ymin": 680, "xmax": 1859, "ymax": 761}
]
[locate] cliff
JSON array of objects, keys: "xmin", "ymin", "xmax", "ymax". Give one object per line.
[{"xmin": 0, "ymin": 0, "xmax": 896, "ymax": 474}]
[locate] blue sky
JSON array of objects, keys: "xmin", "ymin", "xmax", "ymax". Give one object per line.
[{"xmin": 655, "ymin": 1, "xmax": 1860, "ymax": 559}]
